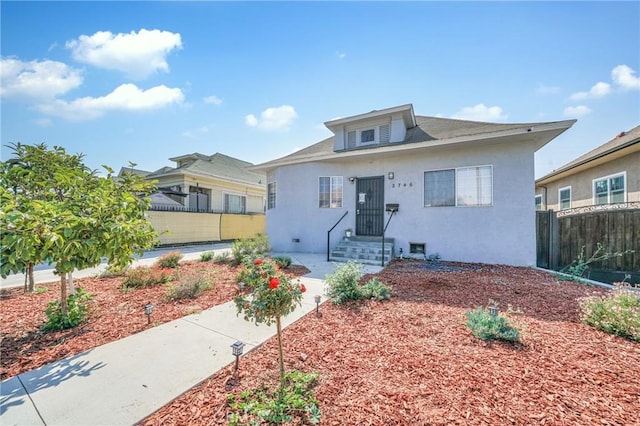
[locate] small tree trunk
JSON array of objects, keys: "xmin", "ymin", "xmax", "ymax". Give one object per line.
[
  {"xmin": 60, "ymin": 273, "xmax": 68, "ymax": 317},
  {"xmin": 275, "ymin": 315, "xmax": 285, "ymax": 387},
  {"xmin": 27, "ymin": 264, "xmax": 35, "ymax": 292},
  {"xmin": 68, "ymin": 272, "xmax": 75, "ymax": 295}
]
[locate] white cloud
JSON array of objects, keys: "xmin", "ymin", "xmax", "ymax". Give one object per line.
[
  {"xmin": 451, "ymin": 104, "xmax": 507, "ymax": 121},
  {"xmin": 203, "ymin": 95, "xmax": 223, "ymax": 105},
  {"xmin": 563, "ymin": 105, "xmax": 592, "ymax": 117},
  {"xmin": 612, "ymin": 64, "xmax": 640, "ymax": 90},
  {"xmin": 66, "ymin": 29, "xmax": 182, "ymax": 79},
  {"xmin": 337, "ymin": 51, "xmax": 346, "ymax": 59},
  {"xmin": 34, "ymin": 118, "xmax": 53, "ymax": 127},
  {"xmin": 182, "ymin": 126, "xmax": 210, "ymax": 138},
  {"xmin": 0, "ymin": 58, "xmax": 83, "ymax": 100},
  {"xmin": 536, "ymin": 84, "xmax": 561, "ymax": 95},
  {"xmin": 36, "ymin": 83, "xmax": 184, "ymax": 121},
  {"xmin": 245, "ymin": 105, "xmax": 298, "ymax": 130},
  {"xmin": 569, "ymin": 81, "xmax": 611, "ymax": 100}
]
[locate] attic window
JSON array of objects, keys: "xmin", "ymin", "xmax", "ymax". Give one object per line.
[{"xmin": 361, "ymin": 129, "xmax": 375, "ymax": 143}]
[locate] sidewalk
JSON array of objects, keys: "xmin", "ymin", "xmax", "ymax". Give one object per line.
[{"xmin": 0, "ymin": 253, "xmax": 382, "ymax": 426}]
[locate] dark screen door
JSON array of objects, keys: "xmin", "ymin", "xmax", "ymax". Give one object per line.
[{"xmin": 355, "ymin": 176, "xmax": 384, "ymax": 236}]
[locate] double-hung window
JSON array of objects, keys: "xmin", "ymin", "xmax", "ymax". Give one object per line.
[
  {"xmin": 535, "ymin": 194, "xmax": 543, "ymax": 211},
  {"xmin": 424, "ymin": 165, "xmax": 492, "ymax": 207},
  {"xmin": 224, "ymin": 194, "xmax": 246, "ymax": 214},
  {"xmin": 593, "ymin": 172, "xmax": 626, "ymax": 205},
  {"xmin": 267, "ymin": 182, "xmax": 276, "ymax": 209},
  {"xmin": 559, "ymin": 186, "xmax": 571, "ymax": 210},
  {"xmin": 319, "ymin": 176, "xmax": 343, "ymax": 208}
]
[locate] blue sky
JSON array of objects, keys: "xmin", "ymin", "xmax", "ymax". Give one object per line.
[{"xmin": 1, "ymin": 1, "xmax": 639, "ymax": 179}]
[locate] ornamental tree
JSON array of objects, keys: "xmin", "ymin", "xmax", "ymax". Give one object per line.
[
  {"xmin": 234, "ymin": 257, "xmax": 306, "ymax": 385},
  {"xmin": 0, "ymin": 143, "xmax": 158, "ymax": 320}
]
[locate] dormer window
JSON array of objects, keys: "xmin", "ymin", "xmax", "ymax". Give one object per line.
[{"xmin": 361, "ymin": 129, "xmax": 375, "ymax": 143}]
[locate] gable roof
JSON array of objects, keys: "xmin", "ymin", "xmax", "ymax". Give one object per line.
[
  {"xmin": 251, "ymin": 113, "xmax": 576, "ymax": 172},
  {"xmin": 536, "ymin": 124, "xmax": 640, "ymax": 185},
  {"xmin": 147, "ymin": 152, "xmax": 265, "ymax": 186}
]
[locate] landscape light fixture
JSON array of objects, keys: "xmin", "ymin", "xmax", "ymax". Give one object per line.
[
  {"xmin": 488, "ymin": 304, "xmax": 499, "ymax": 316},
  {"xmin": 231, "ymin": 341, "xmax": 245, "ymax": 372},
  {"xmin": 314, "ymin": 295, "xmax": 321, "ymax": 317},
  {"xmin": 144, "ymin": 303, "xmax": 154, "ymax": 324}
]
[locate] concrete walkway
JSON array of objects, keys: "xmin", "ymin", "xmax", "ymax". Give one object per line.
[{"xmin": 0, "ymin": 252, "xmax": 382, "ymax": 426}]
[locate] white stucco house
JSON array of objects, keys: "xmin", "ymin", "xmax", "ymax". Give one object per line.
[{"xmin": 251, "ymin": 104, "xmax": 575, "ymax": 266}]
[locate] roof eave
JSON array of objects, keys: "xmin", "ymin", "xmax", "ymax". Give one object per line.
[
  {"xmin": 536, "ymin": 137, "xmax": 640, "ymax": 185},
  {"xmin": 251, "ymin": 119, "xmax": 576, "ymax": 173}
]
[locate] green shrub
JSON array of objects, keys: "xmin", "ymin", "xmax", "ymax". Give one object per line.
[
  {"xmin": 199, "ymin": 251, "xmax": 214, "ymax": 262},
  {"xmin": 122, "ymin": 266, "xmax": 174, "ymax": 289},
  {"xmin": 44, "ymin": 288, "xmax": 93, "ymax": 331},
  {"xmin": 361, "ymin": 277, "xmax": 391, "ymax": 301},
  {"xmin": 166, "ymin": 272, "xmax": 212, "ymax": 300},
  {"xmin": 579, "ymin": 284, "xmax": 640, "ymax": 342},
  {"xmin": 213, "ymin": 252, "xmax": 230, "ymax": 264},
  {"xmin": 272, "ymin": 255, "xmax": 292, "ymax": 269},
  {"xmin": 227, "ymin": 371, "xmax": 321, "ymax": 425},
  {"xmin": 99, "ymin": 262, "xmax": 130, "ymax": 278},
  {"xmin": 231, "ymin": 234, "xmax": 270, "ymax": 265},
  {"xmin": 155, "ymin": 250, "xmax": 183, "ymax": 268},
  {"xmin": 465, "ymin": 305, "xmax": 521, "ymax": 342}
]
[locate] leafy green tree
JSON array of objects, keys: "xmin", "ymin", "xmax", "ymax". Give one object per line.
[
  {"xmin": 1, "ymin": 143, "xmax": 158, "ymax": 318},
  {"xmin": 234, "ymin": 257, "xmax": 306, "ymax": 385}
]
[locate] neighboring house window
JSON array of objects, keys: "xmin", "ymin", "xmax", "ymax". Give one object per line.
[
  {"xmin": 424, "ymin": 165, "xmax": 492, "ymax": 207},
  {"xmin": 559, "ymin": 186, "xmax": 571, "ymax": 210},
  {"xmin": 593, "ymin": 172, "xmax": 626, "ymax": 205},
  {"xmin": 535, "ymin": 195, "xmax": 543, "ymax": 211},
  {"xmin": 319, "ymin": 176, "xmax": 343, "ymax": 208},
  {"xmin": 267, "ymin": 182, "xmax": 276, "ymax": 209},
  {"xmin": 224, "ymin": 194, "xmax": 246, "ymax": 214}
]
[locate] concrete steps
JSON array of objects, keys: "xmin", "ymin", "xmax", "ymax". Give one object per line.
[{"xmin": 330, "ymin": 236, "xmax": 394, "ymax": 266}]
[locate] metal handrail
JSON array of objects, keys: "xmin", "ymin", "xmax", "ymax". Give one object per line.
[
  {"xmin": 381, "ymin": 210, "xmax": 397, "ymax": 267},
  {"xmin": 327, "ymin": 211, "xmax": 349, "ymax": 261}
]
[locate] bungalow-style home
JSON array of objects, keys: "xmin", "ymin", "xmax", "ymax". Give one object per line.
[
  {"xmin": 535, "ymin": 125, "xmax": 640, "ymax": 212},
  {"xmin": 251, "ymin": 103, "xmax": 575, "ymax": 266},
  {"xmin": 120, "ymin": 152, "xmax": 266, "ymax": 214}
]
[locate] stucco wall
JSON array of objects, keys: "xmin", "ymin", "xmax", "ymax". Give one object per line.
[
  {"xmin": 535, "ymin": 151, "xmax": 640, "ymax": 211},
  {"xmin": 266, "ymin": 141, "xmax": 537, "ymax": 266},
  {"xmin": 147, "ymin": 211, "xmax": 265, "ymax": 245}
]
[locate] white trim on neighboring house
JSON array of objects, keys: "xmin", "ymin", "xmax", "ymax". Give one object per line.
[
  {"xmin": 423, "ymin": 164, "xmax": 493, "ymax": 208},
  {"xmin": 592, "ymin": 171, "xmax": 627, "ymax": 205},
  {"xmin": 535, "ymin": 194, "xmax": 543, "ymax": 211},
  {"xmin": 558, "ymin": 185, "xmax": 572, "ymax": 210}
]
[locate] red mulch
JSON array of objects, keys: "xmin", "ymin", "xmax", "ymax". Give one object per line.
[
  {"xmin": 0, "ymin": 261, "xmax": 310, "ymax": 380},
  {"xmin": 140, "ymin": 260, "xmax": 640, "ymax": 425}
]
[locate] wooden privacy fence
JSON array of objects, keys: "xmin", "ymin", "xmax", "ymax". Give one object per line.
[
  {"xmin": 146, "ymin": 211, "xmax": 265, "ymax": 245},
  {"xmin": 536, "ymin": 207, "xmax": 640, "ymax": 272}
]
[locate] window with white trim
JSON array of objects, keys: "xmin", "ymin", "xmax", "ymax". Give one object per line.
[
  {"xmin": 535, "ymin": 194, "xmax": 543, "ymax": 211},
  {"xmin": 424, "ymin": 165, "xmax": 492, "ymax": 207},
  {"xmin": 559, "ymin": 186, "xmax": 571, "ymax": 210},
  {"xmin": 267, "ymin": 182, "xmax": 276, "ymax": 209},
  {"xmin": 319, "ymin": 176, "xmax": 343, "ymax": 208},
  {"xmin": 224, "ymin": 194, "xmax": 246, "ymax": 214},
  {"xmin": 360, "ymin": 129, "xmax": 375, "ymax": 143},
  {"xmin": 593, "ymin": 172, "xmax": 626, "ymax": 205}
]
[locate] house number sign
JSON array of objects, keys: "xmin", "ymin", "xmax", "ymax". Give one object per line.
[{"xmin": 391, "ymin": 182, "xmax": 414, "ymax": 188}]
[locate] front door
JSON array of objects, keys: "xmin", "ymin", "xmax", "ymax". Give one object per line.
[{"xmin": 355, "ymin": 176, "xmax": 384, "ymax": 236}]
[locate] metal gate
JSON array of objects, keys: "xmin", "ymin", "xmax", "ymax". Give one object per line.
[{"xmin": 355, "ymin": 176, "xmax": 384, "ymax": 236}]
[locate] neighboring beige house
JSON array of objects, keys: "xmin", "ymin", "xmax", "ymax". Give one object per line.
[
  {"xmin": 120, "ymin": 152, "xmax": 266, "ymax": 214},
  {"xmin": 535, "ymin": 125, "xmax": 640, "ymax": 212}
]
